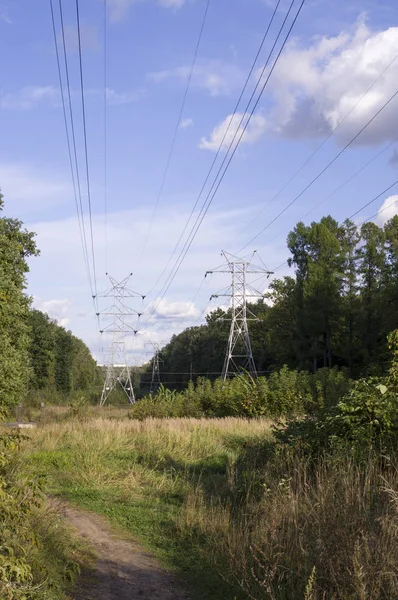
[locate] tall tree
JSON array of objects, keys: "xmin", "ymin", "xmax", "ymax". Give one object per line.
[{"xmin": 0, "ymin": 193, "xmax": 38, "ymax": 410}]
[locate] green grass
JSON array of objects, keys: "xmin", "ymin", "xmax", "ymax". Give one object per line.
[
  {"xmin": 23, "ymin": 416, "xmax": 398, "ymax": 600},
  {"xmin": 25, "ymin": 417, "xmax": 271, "ymax": 600}
]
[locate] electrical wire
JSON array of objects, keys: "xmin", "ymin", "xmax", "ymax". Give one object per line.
[
  {"xmin": 140, "ymin": 0, "xmax": 307, "ymax": 328},
  {"xmin": 75, "ymin": 0, "xmax": 98, "ymax": 298},
  {"xmin": 241, "ymin": 50, "xmax": 398, "ymax": 232},
  {"xmin": 103, "ymin": 0, "xmax": 108, "ymax": 273},
  {"xmin": 137, "ymin": 0, "xmax": 212, "ymax": 266},
  {"xmin": 238, "ymin": 83, "xmax": 398, "ymax": 253},
  {"xmin": 145, "ymin": 0, "xmax": 283, "ymax": 297},
  {"xmin": 269, "ymin": 177, "xmax": 398, "ymax": 274},
  {"xmin": 261, "ymin": 137, "xmax": 398, "ymax": 250},
  {"xmin": 49, "ymin": 0, "xmax": 93, "ymax": 295}
]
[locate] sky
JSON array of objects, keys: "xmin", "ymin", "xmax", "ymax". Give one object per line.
[{"xmin": 1, "ymin": 0, "xmax": 398, "ymax": 364}]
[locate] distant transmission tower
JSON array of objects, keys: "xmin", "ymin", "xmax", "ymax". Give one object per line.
[
  {"xmin": 145, "ymin": 342, "xmax": 163, "ymax": 394},
  {"xmin": 95, "ymin": 273, "xmax": 145, "ymax": 406},
  {"xmin": 206, "ymin": 251, "xmax": 273, "ymax": 379}
]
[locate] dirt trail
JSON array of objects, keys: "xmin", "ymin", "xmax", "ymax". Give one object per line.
[{"xmin": 58, "ymin": 503, "xmax": 189, "ymax": 600}]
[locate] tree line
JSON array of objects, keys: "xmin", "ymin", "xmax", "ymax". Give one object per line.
[
  {"xmin": 0, "ymin": 193, "xmax": 98, "ymax": 411},
  {"xmin": 151, "ymin": 215, "xmax": 398, "ymax": 388}
]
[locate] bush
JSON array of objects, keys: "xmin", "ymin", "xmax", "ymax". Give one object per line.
[
  {"xmin": 130, "ymin": 367, "xmax": 350, "ymax": 421},
  {"xmin": 0, "ymin": 430, "xmax": 83, "ymax": 599}
]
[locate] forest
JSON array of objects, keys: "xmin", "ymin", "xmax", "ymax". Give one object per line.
[
  {"xmin": 150, "ymin": 215, "xmax": 398, "ymax": 388},
  {"xmin": 0, "ymin": 193, "xmax": 99, "ymax": 413}
]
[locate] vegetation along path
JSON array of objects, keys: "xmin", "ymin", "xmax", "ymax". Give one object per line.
[{"xmin": 59, "ymin": 502, "xmax": 189, "ymax": 600}]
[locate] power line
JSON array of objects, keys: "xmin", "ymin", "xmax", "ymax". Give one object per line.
[
  {"xmin": 138, "ymin": 0, "xmax": 212, "ymax": 266},
  {"xmin": 363, "ymin": 195, "xmax": 398, "ymax": 224},
  {"xmin": 49, "ymin": 0, "xmax": 92, "ymax": 293},
  {"xmin": 103, "ymin": 0, "xmax": 108, "ymax": 273},
  {"xmin": 262, "ymin": 137, "xmax": 398, "ymax": 250},
  {"xmin": 269, "ymin": 178, "xmax": 398, "ymax": 274},
  {"xmin": 75, "ymin": 0, "xmax": 98, "ymax": 298},
  {"xmin": 241, "ymin": 50, "xmax": 398, "ymax": 232},
  {"xmin": 141, "ymin": 0, "xmax": 306, "ymax": 327},
  {"xmin": 145, "ymin": 0, "xmax": 284, "ymax": 298},
  {"xmin": 238, "ymin": 83, "xmax": 398, "ymax": 253}
]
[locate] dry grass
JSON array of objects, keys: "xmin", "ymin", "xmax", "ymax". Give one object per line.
[{"xmin": 25, "ymin": 416, "xmax": 398, "ymax": 600}]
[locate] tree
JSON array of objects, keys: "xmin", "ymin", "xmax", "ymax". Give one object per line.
[{"xmin": 0, "ymin": 193, "xmax": 39, "ymax": 410}]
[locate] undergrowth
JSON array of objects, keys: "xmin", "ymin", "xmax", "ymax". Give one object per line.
[
  {"xmin": 0, "ymin": 428, "xmax": 88, "ymax": 599},
  {"xmin": 24, "ymin": 416, "xmax": 398, "ymax": 600}
]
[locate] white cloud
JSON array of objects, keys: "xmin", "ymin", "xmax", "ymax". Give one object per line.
[
  {"xmin": 0, "ymin": 86, "xmax": 59, "ymax": 110},
  {"xmin": 375, "ymin": 195, "xmax": 398, "ymax": 226},
  {"xmin": 148, "ymin": 61, "xmax": 243, "ymax": 96},
  {"xmin": 159, "ymin": 0, "xmax": 184, "ymax": 7},
  {"xmin": 199, "ymin": 113, "xmax": 267, "ymax": 151},
  {"xmin": 33, "ymin": 297, "xmax": 72, "ymax": 328},
  {"xmin": 147, "ymin": 298, "xmax": 200, "ymax": 321},
  {"xmin": 105, "ymin": 87, "xmax": 146, "ymax": 105},
  {"xmin": 0, "ymin": 85, "xmax": 143, "ymax": 110},
  {"xmin": 180, "ymin": 117, "xmax": 194, "ymax": 129},
  {"xmin": 106, "ymin": 0, "xmax": 185, "ymax": 22},
  {"xmin": 0, "ymin": 163, "xmax": 71, "ymax": 214},
  {"xmin": 262, "ymin": 20, "xmax": 398, "ymax": 145}
]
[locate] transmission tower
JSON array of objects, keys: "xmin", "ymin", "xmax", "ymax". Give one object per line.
[
  {"xmin": 145, "ymin": 342, "xmax": 164, "ymax": 394},
  {"xmin": 206, "ymin": 251, "xmax": 273, "ymax": 379},
  {"xmin": 95, "ymin": 273, "xmax": 145, "ymax": 406}
]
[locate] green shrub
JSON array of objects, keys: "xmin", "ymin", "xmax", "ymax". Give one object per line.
[
  {"xmin": 130, "ymin": 367, "xmax": 350, "ymax": 421},
  {"xmin": 0, "ymin": 431, "xmax": 83, "ymax": 599}
]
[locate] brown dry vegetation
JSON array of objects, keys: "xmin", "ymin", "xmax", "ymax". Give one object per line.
[{"xmin": 25, "ymin": 416, "xmax": 398, "ymax": 600}]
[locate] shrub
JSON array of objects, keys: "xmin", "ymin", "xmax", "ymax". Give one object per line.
[{"xmin": 0, "ymin": 430, "xmax": 83, "ymax": 599}]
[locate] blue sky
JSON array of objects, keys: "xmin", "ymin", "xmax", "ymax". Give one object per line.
[{"xmin": 1, "ymin": 0, "xmax": 398, "ymax": 362}]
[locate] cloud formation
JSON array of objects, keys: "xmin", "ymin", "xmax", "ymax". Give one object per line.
[
  {"xmin": 148, "ymin": 61, "xmax": 244, "ymax": 96},
  {"xmin": 0, "ymin": 86, "xmax": 58, "ymax": 110},
  {"xmin": 202, "ymin": 21, "xmax": 398, "ymax": 150},
  {"xmin": 0, "ymin": 163, "xmax": 71, "ymax": 215},
  {"xmin": 265, "ymin": 20, "xmax": 398, "ymax": 144},
  {"xmin": 0, "ymin": 85, "xmax": 143, "ymax": 110},
  {"xmin": 106, "ymin": 0, "xmax": 185, "ymax": 22},
  {"xmin": 375, "ymin": 195, "xmax": 398, "ymax": 226},
  {"xmin": 34, "ymin": 297, "xmax": 72, "ymax": 328},
  {"xmin": 180, "ymin": 117, "xmax": 194, "ymax": 129},
  {"xmin": 199, "ymin": 113, "xmax": 267, "ymax": 151}
]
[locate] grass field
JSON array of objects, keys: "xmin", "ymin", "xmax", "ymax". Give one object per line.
[{"xmin": 24, "ymin": 415, "xmax": 398, "ymax": 600}]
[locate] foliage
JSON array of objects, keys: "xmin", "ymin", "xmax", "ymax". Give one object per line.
[
  {"xmin": 0, "ymin": 431, "xmax": 83, "ymax": 599},
  {"xmin": 27, "ymin": 308, "xmax": 100, "ymax": 404},
  {"xmin": 276, "ymin": 329, "xmax": 398, "ymax": 455},
  {"xmin": 26, "ymin": 416, "xmax": 398, "ymax": 600},
  {"xmin": 131, "ymin": 367, "xmax": 350, "ymax": 420},
  {"xmin": 149, "ymin": 215, "xmax": 398, "ymax": 386},
  {"xmin": 0, "ymin": 194, "xmax": 38, "ymax": 409}
]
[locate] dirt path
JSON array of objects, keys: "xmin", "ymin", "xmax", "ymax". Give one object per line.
[{"xmin": 57, "ymin": 503, "xmax": 189, "ymax": 600}]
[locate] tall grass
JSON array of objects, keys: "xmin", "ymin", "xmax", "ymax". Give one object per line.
[{"xmin": 26, "ymin": 417, "xmax": 398, "ymax": 600}]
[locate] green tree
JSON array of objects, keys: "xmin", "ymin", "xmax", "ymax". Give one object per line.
[{"xmin": 0, "ymin": 194, "xmax": 38, "ymax": 410}]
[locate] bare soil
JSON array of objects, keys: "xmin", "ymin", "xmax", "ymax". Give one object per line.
[{"xmin": 58, "ymin": 503, "xmax": 189, "ymax": 600}]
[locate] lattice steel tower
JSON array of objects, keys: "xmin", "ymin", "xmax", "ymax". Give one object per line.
[
  {"xmin": 206, "ymin": 251, "xmax": 273, "ymax": 379},
  {"xmin": 95, "ymin": 273, "xmax": 145, "ymax": 405},
  {"xmin": 145, "ymin": 342, "xmax": 163, "ymax": 394}
]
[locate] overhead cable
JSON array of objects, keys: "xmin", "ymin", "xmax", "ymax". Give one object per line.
[
  {"xmin": 137, "ymin": 0, "xmax": 212, "ymax": 265},
  {"xmin": 139, "ymin": 0, "xmax": 307, "ymax": 329},
  {"xmin": 238, "ymin": 84, "xmax": 398, "ymax": 253}
]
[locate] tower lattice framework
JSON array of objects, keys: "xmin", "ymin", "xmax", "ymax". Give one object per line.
[
  {"xmin": 95, "ymin": 273, "xmax": 145, "ymax": 405},
  {"xmin": 207, "ymin": 251, "xmax": 273, "ymax": 379},
  {"xmin": 145, "ymin": 342, "xmax": 163, "ymax": 394}
]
